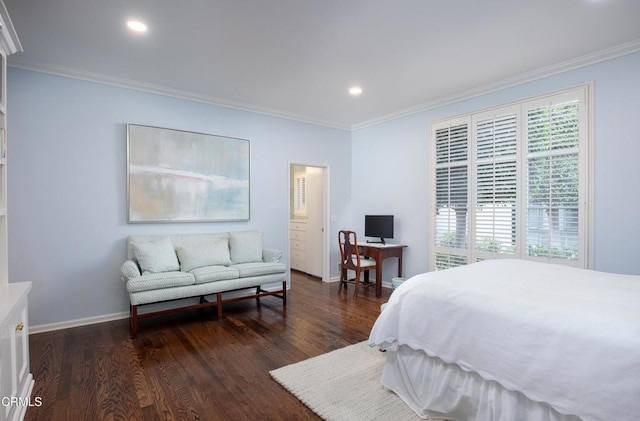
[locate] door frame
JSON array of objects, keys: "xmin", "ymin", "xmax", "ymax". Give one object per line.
[{"xmin": 288, "ymin": 161, "xmax": 330, "ymax": 282}]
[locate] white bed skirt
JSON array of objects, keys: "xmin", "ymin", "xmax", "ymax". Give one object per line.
[{"xmin": 381, "ymin": 344, "xmax": 582, "ymax": 421}]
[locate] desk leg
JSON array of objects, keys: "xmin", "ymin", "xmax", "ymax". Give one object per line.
[
  {"xmin": 376, "ymin": 262, "xmax": 382, "ymax": 298},
  {"xmin": 398, "ymin": 253, "xmax": 403, "ymax": 277}
]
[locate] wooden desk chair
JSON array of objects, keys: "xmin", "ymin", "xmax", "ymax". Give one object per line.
[{"xmin": 338, "ymin": 230, "xmax": 377, "ymax": 298}]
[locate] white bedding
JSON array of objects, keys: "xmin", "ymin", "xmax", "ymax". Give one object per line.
[{"xmin": 368, "ymin": 259, "xmax": 640, "ymax": 421}]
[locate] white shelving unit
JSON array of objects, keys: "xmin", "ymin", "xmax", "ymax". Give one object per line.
[
  {"xmin": 0, "ymin": 37, "xmax": 7, "ymax": 285},
  {"xmin": 0, "ymin": 4, "xmax": 33, "ymax": 421},
  {"xmin": 0, "ymin": 0, "xmax": 20, "ymax": 288}
]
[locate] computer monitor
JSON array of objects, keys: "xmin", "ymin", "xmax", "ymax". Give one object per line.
[{"xmin": 364, "ymin": 215, "xmax": 394, "ymax": 244}]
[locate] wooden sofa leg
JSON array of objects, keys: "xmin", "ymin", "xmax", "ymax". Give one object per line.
[
  {"xmin": 130, "ymin": 304, "xmax": 138, "ymax": 338},
  {"xmin": 217, "ymin": 292, "xmax": 223, "ymax": 319},
  {"xmin": 256, "ymin": 286, "xmax": 261, "ymax": 307},
  {"xmin": 282, "ymin": 281, "xmax": 287, "ymax": 307}
]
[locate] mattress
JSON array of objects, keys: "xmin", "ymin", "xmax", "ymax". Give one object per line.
[{"xmin": 368, "ymin": 259, "xmax": 640, "ymax": 420}]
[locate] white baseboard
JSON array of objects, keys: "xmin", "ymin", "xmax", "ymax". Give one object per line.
[
  {"xmin": 29, "ymin": 284, "xmax": 290, "ymax": 335},
  {"xmin": 30, "ymin": 311, "xmax": 129, "ymax": 334}
]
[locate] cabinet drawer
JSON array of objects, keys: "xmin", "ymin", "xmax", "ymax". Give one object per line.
[
  {"xmin": 291, "ymin": 255, "xmax": 307, "ymax": 271},
  {"xmin": 290, "ymin": 230, "xmax": 307, "ymax": 241},
  {"xmin": 290, "ymin": 221, "xmax": 307, "ymax": 232},
  {"xmin": 290, "ymin": 248, "xmax": 305, "ymax": 260},
  {"xmin": 290, "ymin": 239, "xmax": 305, "ymax": 251}
]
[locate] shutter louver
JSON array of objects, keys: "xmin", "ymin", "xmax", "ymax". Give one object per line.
[
  {"xmin": 433, "ymin": 123, "xmax": 469, "ymax": 269},
  {"xmin": 474, "ymin": 114, "xmax": 518, "ymax": 257}
]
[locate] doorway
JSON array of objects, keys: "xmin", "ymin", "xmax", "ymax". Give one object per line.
[{"xmin": 289, "ymin": 163, "xmax": 329, "ymax": 281}]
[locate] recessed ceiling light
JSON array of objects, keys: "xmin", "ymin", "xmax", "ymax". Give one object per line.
[
  {"xmin": 127, "ymin": 20, "xmax": 148, "ymax": 33},
  {"xmin": 349, "ymin": 86, "xmax": 363, "ymax": 96}
]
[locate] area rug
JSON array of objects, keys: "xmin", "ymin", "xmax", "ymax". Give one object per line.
[{"xmin": 270, "ymin": 341, "xmax": 424, "ymax": 420}]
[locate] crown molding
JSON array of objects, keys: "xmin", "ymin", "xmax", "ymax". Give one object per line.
[
  {"xmin": 351, "ymin": 39, "xmax": 640, "ymax": 130},
  {"xmin": 7, "ymin": 57, "xmax": 351, "ymax": 131},
  {"xmin": 8, "ymin": 38, "xmax": 640, "ymax": 132}
]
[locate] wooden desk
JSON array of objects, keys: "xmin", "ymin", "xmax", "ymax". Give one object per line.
[{"xmin": 357, "ymin": 243, "xmax": 407, "ymax": 298}]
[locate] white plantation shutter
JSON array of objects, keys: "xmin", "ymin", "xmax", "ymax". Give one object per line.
[
  {"xmin": 524, "ymin": 96, "xmax": 584, "ymax": 264},
  {"xmin": 293, "ymin": 172, "xmax": 307, "ymax": 216},
  {"xmin": 432, "ymin": 119, "xmax": 470, "ymax": 269},
  {"xmin": 429, "ymin": 86, "xmax": 589, "ymax": 271},
  {"xmin": 436, "ymin": 123, "xmax": 468, "ymax": 163},
  {"xmin": 473, "ymin": 109, "xmax": 519, "ymax": 260}
]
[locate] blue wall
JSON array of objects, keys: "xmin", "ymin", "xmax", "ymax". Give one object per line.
[
  {"xmin": 8, "ymin": 68, "xmax": 352, "ymax": 327},
  {"xmin": 8, "ymin": 51, "xmax": 640, "ymax": 328},
  {"xmin": 351, "ymin": 52, "xmax": 640, "ymax": 278}
]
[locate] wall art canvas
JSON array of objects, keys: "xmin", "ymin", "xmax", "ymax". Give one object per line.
[{"xmin": 127, "ymin": 124, "xmax": 250, "ymax": 222}]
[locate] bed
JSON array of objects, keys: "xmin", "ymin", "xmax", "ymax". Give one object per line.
[{"xmin": 368, "ymin": 259, "xmax": 640, "ymax": 421}]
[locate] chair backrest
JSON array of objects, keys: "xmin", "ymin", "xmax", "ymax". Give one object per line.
[{"xmin": 338, "ymin": 230, "xmax": 361, "ymax": 271}]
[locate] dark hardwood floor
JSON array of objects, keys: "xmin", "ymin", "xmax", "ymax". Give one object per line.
[{"xmin": 25, "ymin": 271, "xmax": 391, "ymax": 421}]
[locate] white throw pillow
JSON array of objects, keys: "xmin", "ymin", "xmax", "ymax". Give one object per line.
[
  {"xmin": 176, "ymin": 239, "xmax": 231, "ymax": 272},
  {"xmin": 229, "ymin": 231, "xmax": 263, "ymax": 264},
  {"xmin": 131, "ymin": 237, "xmax": 180, "ymax": 274}
]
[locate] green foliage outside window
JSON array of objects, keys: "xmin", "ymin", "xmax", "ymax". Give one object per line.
[{"xmin": 528, "ymin": 245, "xmax": 578, "ymax": 260}]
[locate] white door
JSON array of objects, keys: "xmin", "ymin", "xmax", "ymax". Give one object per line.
[{"xmin": 305, "ymin": 167, "xmax": 325, "ymax": 278}]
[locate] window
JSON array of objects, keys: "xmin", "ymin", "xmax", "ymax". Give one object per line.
[
  {"xmin": 293, "ymin": 172, "xmax": 307, "ymax": 216},
  {"xmin": 433, "ymin": 118, "xmax": 470, "ymax": 270},
  {"xmin": 429, "ymin": 85, "xmax": 590, "ymax": 270}
]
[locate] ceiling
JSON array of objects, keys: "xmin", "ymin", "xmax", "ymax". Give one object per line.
[{"xmin": 4, "ymin": 0, "xmax": 640, "ymax": 130}]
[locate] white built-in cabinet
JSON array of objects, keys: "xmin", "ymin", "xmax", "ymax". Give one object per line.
[
  {"xmin": 0, "ymin": 283, "xmax": 32, "ymax": 421},
  {"xmin": 290, "ymin": 220, "xmax": 308, "ymax": 272},
  {"xmin": 0, "ymin": 4, "xmax": 33, "ymax": 421}
]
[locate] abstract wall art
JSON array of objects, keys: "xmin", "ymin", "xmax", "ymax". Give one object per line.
[{"xmin": 127, "ymin": 124, "xmax": 250, "ymax": 222}]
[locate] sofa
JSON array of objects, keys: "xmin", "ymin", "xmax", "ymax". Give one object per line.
[{"xmin": 120, "ymin": 230, "xmax": 287, "ymax": 337}]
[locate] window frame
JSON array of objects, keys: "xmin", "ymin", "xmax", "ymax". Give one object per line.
[{"xmin": 427, "ymin": 84, "xmax": 593, "ymax": 271}]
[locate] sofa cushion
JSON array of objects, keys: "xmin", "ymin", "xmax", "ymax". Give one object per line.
[
  {"xmin": 130, "ymin": 236, "xmax": 180, "ymax": 274},
  {"xmin": 232, "ymin": 262, "xmax": 287, "ymax": 278},
  {"xmin": 190, "ymin": 265, "xmax": 240, "ymax": 284},
  {"xmin": 229, "ymin": 231, "xmax": 263, "ymax": 264},
  {"xmin": 126, "ymin": 271, "xmax": 195, "ymax": 293},
  {"xmin": 173, "ymin": 233, "xmax": 229, "ymax": 253},
  {"xmin": 262, "ymin": 248, "xmax": 283, "ymax": 263},
  {"xmin": 176, "ymin": 238, "xmax": 232, "ymax": 272}
]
